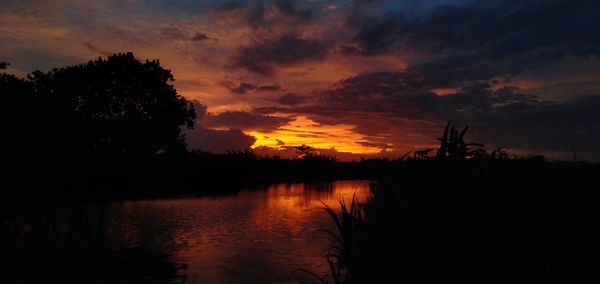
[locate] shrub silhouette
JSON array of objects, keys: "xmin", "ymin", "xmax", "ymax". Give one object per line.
[{"xmin": 436, "ymin": 120, "xmax": 483, "ymax": 160}]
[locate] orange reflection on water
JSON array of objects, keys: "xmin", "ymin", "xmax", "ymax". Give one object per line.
[{"xmin": 106, "ymin": 180, "xmax": 373, "ymax": 283}]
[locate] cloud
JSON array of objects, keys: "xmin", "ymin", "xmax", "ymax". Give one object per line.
[
  {"xmin": 312, "ymin": 71, "xmax": 539, "ymax": 121},
  {"xmin": 346, "ymin": 0, "xmax": 600, "ymax": 57},
  {"xmin": 212, "ymin": 0, "xmax": 314, "ymax": 28},
  {"xmin": 185, "ymin": 127, "xmax": 256, "ymax": 153},
  {"xmin": 190, "ymin": 32, "xmax": 216, "ymax": 42},
  {"xmin": 190, "ymin": 99, "xmax": 207, "ymax": 120},
  {"xmin": 269, "ymin": 93, "xmax": 307, "ymax": 105},
  {"xmin": 471, "ymin": 95, "xmax": 600, "ymax": 159},
  {"xmin": 222, "ymin": 81, "xmax": 256, "ymax": 94},
  {"xmin": 340, "ymin": 0, "xmax": 600, "ymax": 85},
  {"xmin": 160, "ymin": 27, "xmax": 217, "ymax": 42},
  {"xmin": 272, "ymin": 0, "xmax": 313, "ymax": 20},
  {"xmin": 256, "ymin": 69, "xmax": 600, "ymax": 159},
  {"xmin": 82, "ymin": 41, "xmax": 111, "ymax": 56},
  {"xmin": 232, "ymin": 34, "xmax": 327, "ymax": 75},
  {"xmin": 183, "ymin": 100, "xmax": 257, "ymax": 153},
  {"xmin": 356, "ymin": 141, "xmax": 392, "ymax": 150},
  {"xmin": 256, "ymin": 85, "xmax": 281, "ymax": 91},
  {"xmin": 4, "ymin": 0, "xmax": 600, "ymax": 160},
  {"xmin": 222, "ymin": 80, "xmax": 280, "ymax": 94},
  {"xmin": 202, "ymin": 111, "xmax": 292, "ymax": 131}
]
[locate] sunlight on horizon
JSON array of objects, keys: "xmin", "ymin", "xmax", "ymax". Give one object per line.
[{"xmin": 248, "ymin": 116, "xmax": 384, "ymax": 154}]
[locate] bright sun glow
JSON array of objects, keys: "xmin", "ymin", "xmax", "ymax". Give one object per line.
[{"xmin": 248, "ymin": 116, "xmax": 383, "ymax": 154}]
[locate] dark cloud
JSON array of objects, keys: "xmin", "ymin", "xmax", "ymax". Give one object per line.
[
  {"xmin": 190, "ymin": 32, "xmax": 217, "ymax": 42},
  {"xmin": 232, "ymin": 34, "xmax": 327, "ymax": 75},
  {"xmin": 185, "ymin": 127, "xmax": 256, "ymax": 153},
  {"xmin": 312, "ymin": 71, "xmax": 531, "ymax": 120},
  {"xmin": 344, "ymin": 0, "xmax": 379, "ymax": 30},
  {"xmin": 183, "ymin": 100, "xmax": 256, "ymax": 153},
  {"xmin": 160, "ymin": 27, "xmax": 217, "ymax": 42},
  {"xmin": 202, "ymin": 111, "xmax": 292, "ymax": 131},
  {"xmin": 257, "ymin": 85, "xmax": 281, "ymax": 91},
  {"xmin": 343, "ymin": 0, "xmax": 600, "ymax": 83},
  {"xmin": 256, "ymin": 70, "xmax": 600, "ymax": 159},
  {"xmin": 299, "ymin": 0, "xmax": 600, "ymax": 160},
  {"xmin": 277, "ymin": 127, "xmax": 331, "ymax": 136},
  {"xmin": 183, "ymin": 100, "xmax": 256, "ymax": 152},
  {"xmin": 269, "ymin": 93, "xmax": 307, "ymax": 105},
  {"xmin": 82, "ymin": 41, "xmax": 111, "ymax": 56},
  {"xmin": 212, "ymin": 0, "xmax": 313, "ymax": 28},
  {"xmin": 211, "ymin": 0, "xmax": 245, "ymax": 11},
  {"xmin": 222, "ymin": 81, "xmax": 280, "ymax": 94},
  {"xmin": 471, "ymin": 95, "xmax": 600, "ymax": 160},
  {"xmin": 347, "ymin": 0, "xmax": 600, "ymax": 56},
  {"xmin": 356, "ymin": 141, "xmax": 392, "ymax": 149},
  {"xmin": 272, "ymin": 0, "xmax": 313, "ymax": 20},
  {"xmin": 183, "ymin": 104, "xmax": 294, "ymax": 152},
  {"xmin": 160, "ymin": 27, "xmax": 188, "ymax": 39},
  {"xmin": 222, "ymin": 81, "xmax": 256, "ymax": 94},
  {"xmin": 190, "ymin": 99, "xmax": 207, "ymax": 120}
]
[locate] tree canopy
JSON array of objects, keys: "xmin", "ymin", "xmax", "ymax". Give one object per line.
[{"xmin": 0, "ymin": 53, "xmax": 196, "ymax": 160}]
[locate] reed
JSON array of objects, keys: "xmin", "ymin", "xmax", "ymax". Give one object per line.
[{"xmin": 316, "ymin": 194, "xmax": 382, "ymax": 284}]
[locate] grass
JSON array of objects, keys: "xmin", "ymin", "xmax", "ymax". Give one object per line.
[
  {"xmin": 292, "ymin": 194, "xmax": 368, "ymax": 284},
  {"xmin": 319, "ymin": 195, "xmax": 364, "ymax": 284}
]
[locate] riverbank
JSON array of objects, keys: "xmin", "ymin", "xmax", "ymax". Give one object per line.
[{"xmin": 2, "ymin": 154, "xmax": 598, "ymax": 203}]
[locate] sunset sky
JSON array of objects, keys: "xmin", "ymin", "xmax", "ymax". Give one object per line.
[{"xmin": 2, "ymin": 0, "xmax": 599, "ymax": 160}]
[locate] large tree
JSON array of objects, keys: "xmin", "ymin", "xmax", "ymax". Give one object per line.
[{"xmin": 0, "ymin": 53, "xmax": 196, "ymax": 159}]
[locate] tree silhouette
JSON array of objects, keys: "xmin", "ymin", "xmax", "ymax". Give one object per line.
[
  {"xmin": 0, "ymin": 62, "xmax": 40, "ymax": 161},
  {"xmin": 294, "ymin": 144, "xmax": 314, "ymax": 158},
  {"xmin": 0, "ymin": 53, "xmax": 196, "ymax": 160}
]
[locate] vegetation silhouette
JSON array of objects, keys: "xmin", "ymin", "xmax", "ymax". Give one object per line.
[
  {"xmin": 1, "ymin": 53, "xmax": 195, "ymax": 163},
  {"xmin": 313, "ymin": 124, "xmax": 600, "ymax": 284},
  {"xmin": 435, "ymin": 120, "xmax": 484, "ymax": 160},
  {"xmin": 2, "ymin": 54, "xmax": 600, "ymax": 283},
  {"xmin": 2, "ymin": 55, "xmax": 596, "ymax": 203}
]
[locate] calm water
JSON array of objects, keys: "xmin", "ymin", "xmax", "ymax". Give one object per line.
[{"xmin": 1, "ymin": 180, "xmax": 372, "ymax": 283}]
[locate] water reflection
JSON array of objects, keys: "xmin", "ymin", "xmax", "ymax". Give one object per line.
[{"xmin": 1, "ymin": 180, "xmax": 372, "ymax": 283}]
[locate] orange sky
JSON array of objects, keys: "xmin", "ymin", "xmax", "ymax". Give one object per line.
[{"xmin": 2, "ymin": 0, "xmax": 600, "ymax": 160}]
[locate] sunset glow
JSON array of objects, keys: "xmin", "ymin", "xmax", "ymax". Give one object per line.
[
  {"xmin": 2, "ymin": 0, "xmax": 599, "ymax": 160},
  {"xmin": 249, "ymin": 116, "xmax": 384, "ymax": 154},
  {"xmin": 3, "ymin": 2, "xmax": 600, "ymax": 283}
]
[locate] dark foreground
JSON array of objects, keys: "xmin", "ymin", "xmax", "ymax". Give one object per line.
[
  {"xmin": 323, "ymin": 160, "xmax": 600, "ymax": 284},
  {"xmin": 1, "ymin": 158, "xmax": 600, "ymax": 283}
]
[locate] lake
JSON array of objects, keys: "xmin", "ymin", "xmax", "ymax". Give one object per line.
[{"xmin": 0, "ymin": 180, "xmax": 373, "ymax": 283}]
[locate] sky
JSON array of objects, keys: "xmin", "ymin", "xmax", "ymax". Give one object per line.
[{"xmin": 1, "ymin": 0, "xmax": 600, "ymax": 160}]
